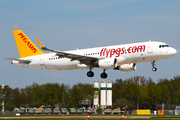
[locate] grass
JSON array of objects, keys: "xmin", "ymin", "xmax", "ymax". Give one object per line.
[{"xmin": 0, "ymin": 118, "xmax": 179, "ymax": 120}]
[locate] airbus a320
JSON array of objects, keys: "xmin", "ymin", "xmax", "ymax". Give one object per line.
[{"xmin": 5, "ymin": 30, "xmax": 177, "ymax": 79}]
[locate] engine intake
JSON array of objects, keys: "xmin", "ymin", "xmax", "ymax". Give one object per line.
[{"xmin": 98, "ymin": 58, "xmax": 117, "ymax": 69}]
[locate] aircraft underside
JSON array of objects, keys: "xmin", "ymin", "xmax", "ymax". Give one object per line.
[{"xmin": 13, "ymin": 57, "xmax": 159, "ymax": 79}]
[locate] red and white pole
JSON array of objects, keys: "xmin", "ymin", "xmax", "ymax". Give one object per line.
[
  {"xmin": 86, "ymin": 112, "xmax": 89, "ymax": 120},
  {"xmin": 121, "ymin": 112, "xmax": 124, "ymax": 120},
  {"xmin": 126, "ymin": 106, "xmax": 127, "ymax": 114}
]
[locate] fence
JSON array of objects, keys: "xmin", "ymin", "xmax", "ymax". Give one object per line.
[{"xmin": 0, "ymin": 110, "xmax": 178, "ymax": 115}]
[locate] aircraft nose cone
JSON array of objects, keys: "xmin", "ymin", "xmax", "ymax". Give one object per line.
[{"xmin": 172, "ymin": 48, "xmax": 177, "ymax": 55}]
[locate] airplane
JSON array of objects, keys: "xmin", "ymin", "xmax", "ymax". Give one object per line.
[{"xmin": 5, "ymin": 30, "xmax": 177, "ymax": 79}]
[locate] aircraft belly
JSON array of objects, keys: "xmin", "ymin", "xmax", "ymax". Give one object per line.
[
  {"xmin": 44, "ymin": 59, "xmax": 79, "ymax": 70},
  {"xmin": 13, "ymin": 62, "xmax": 43, "ymax": 69}
]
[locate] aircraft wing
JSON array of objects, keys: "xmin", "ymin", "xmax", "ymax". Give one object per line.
[
  {"xmin": 4, "ymin": 58, "xmax": 31, "ymax": 64},
  {"xmin": 35, "ymin": 38, "xmax": 98, "ymax": 64}
]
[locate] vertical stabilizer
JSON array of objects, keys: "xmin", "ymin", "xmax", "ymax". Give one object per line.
[{"xmin": 13, "ymin": 30, "xmax": 45, "ymax": 58}]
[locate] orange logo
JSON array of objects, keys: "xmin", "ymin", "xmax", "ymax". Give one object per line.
[{"xmin": 18, "ymin": 33, "xmax": 38, "ymax": 53}]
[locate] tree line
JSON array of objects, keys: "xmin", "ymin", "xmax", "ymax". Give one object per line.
[
  {"xmin": 0, "ymin": 75, "xmax": 180, "ymax": 111},
  {"xmin": 0, "ymin": 83, "xmax": 94, "ymax": 111},
  {"xmin": 112, "ymin": 75, "xmax": 180, "ymax": 110}
]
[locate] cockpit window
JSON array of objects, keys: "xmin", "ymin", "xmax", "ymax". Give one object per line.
[{"xmin": 159, "ymin": 44, "xmax": 169, "ymax": 48}]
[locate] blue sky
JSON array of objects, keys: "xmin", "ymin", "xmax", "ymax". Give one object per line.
[{"xmin": 1, "ymin": 0, "xmax": 180, "ymax": 88}]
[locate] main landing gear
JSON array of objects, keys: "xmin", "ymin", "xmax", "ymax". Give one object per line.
[
  {"xmin": 87, "ymin": 70, "xmax": 108, "ymax": 79},
  {"xmin": 151, "ymin": 61, "xmax": 157, "ymax": 72},
  {"xmin": 87, "ymin": 63, "xmax": 108, "ymax": 79},
  {"xmin": 87, "ymin": 71, "xmax": 94, "ymax": 77},
  {"xmin": 87, "ymin": 64, "xmax": 94, "ymax": 77},
  {"xmin": 100, "ymin": 69, "xmax": 108, "ymax": 79},
  {"xmin": 87, "ymin": 69, "xmax": 108, "ymax": 79}
]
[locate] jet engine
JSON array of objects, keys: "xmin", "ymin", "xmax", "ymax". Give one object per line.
[
  {"xmin": 98, "ymin": 58, "xmax": 117, "ymax": 69},
  {"xmin": 114, "ymin": 63, "xmax": 137, "ymax": 72}
]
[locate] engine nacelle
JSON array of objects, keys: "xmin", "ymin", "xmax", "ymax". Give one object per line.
[
  {"xmin": 115, "ymin": 63, "xmax": 136, "ymax": 72},
  {"xmin": 98, "ymin": 58, "xmax": 117, "ymax": 69}
]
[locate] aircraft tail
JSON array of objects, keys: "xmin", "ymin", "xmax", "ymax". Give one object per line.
[{"xmin": 13, "ymin": 30, "xmax": 45, "ymax": 58}]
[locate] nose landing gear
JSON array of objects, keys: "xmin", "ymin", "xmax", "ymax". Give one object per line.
[
  {"xmin": 151, "ymin": 61, "xmax": 157, "ymax": 72},
  {"xmin": 152, "ymin": 67, "xmax": 157, "ymax": 71}
]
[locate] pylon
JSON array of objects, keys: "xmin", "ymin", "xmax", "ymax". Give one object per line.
[
  {"xmin": 86, "ymin": 112, "xmax": 89, "ymax": 120},
  {"xmin": 121, "ymin": 112, "xmax": 124, "ymax": 120}
]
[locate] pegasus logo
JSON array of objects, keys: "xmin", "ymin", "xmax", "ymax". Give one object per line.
[{"xmin": 18, "ymin": 33, "xmax": 38, "ymax": 53}]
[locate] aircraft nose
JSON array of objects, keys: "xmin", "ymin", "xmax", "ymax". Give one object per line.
[{"xmin": 171, "ymin": 48, "xmax": 177, "ymax": 55}]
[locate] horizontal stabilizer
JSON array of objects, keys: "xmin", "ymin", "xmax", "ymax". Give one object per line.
[{"xmin": 4, "ymin": 58, "xmax": 31, "ymax": 64}]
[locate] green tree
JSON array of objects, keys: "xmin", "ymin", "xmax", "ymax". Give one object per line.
[
  {"xmin": 12, "ymin": 88, "xmax": 21, "ymax": 108},
  {"xmin": 113, "ymin": 98, "xmax": 130, "ymax": 109},
  {"xmin": 125, "ymin": 82, "xmax": 141, "ymax": 109},
  {"xmin": 147, "ymin": 83, "xmax": 157, "ymax": 109},
  {"xmin": 69, "ymin": 83, "xmax": 94, "ymax": 108},
  {"xmin": 167, "ymin": 76, "xmax": 180, "ymax": 104},
  {"xmin": 60, "ymin": 83, "xmax": 70, "ymax": 108},
  {"xmin": 19, "ymin": 88, "xmax": 28, "ymax": 107},
  {"xmin": 139, "ymin": 86, "xmax": 149, "ymax": 109},
  {"xmin": 112, "ymin": 79, "xmax": 125, "ymax": 104},
  {"xmin": 23, "ymin": 85, "xmax": 34, "ymax": 107},
  {"xmin": 31, "ymin": 83, "xmax": 45, "ymax": 107},
  {"xmin": 0, "ymin": 85, "xmax": 14, "ymax": 110}
]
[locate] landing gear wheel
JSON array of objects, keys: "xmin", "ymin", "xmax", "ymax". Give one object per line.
[
  {"xmin": 100, "ymin": 73, "xmax": 108, "ymax": 79},
  {"xmin": 87, "ymin": 71, "xmax": 94, "ymax": 77},
  {"xmin": 152, "ymin": 67, "xmax": 157, "ymax": 72}
]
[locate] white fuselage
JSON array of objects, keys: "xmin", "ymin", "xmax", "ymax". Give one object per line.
[{"xmin": 12, "ymin": 41, "xmax": 177, "ymax": 71}]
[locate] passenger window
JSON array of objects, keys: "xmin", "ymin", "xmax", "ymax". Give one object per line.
[{"xmin": 159, "ymin": 45, "xmax": 161, "ymax": 48}]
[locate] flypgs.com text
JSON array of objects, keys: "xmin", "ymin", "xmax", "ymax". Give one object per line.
[{"xmin": 100, "ymin": 45, "xmax": 146, "ymax": 58}]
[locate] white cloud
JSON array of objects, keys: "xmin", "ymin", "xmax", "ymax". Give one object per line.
[
  {"xmin": 10, "ymin": 24, "xmax": 21, "ymax": 29},
  {"xmin": 8, "ymin": 24, "xmax": 33, "ymax": 30}
]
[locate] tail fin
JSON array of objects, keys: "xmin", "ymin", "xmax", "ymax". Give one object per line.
[{"xmin": 13, "ymin": 30, "xmax": 45, "ymax": 58}]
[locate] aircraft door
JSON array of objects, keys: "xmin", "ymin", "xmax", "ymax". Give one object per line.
[
  {"xmin": 147, "ymin": 42, "xmax": 153, "ymax": 54},
  {"xmin": 39, "ymin": 56, "xmax": 44, "ymax": 67}
]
